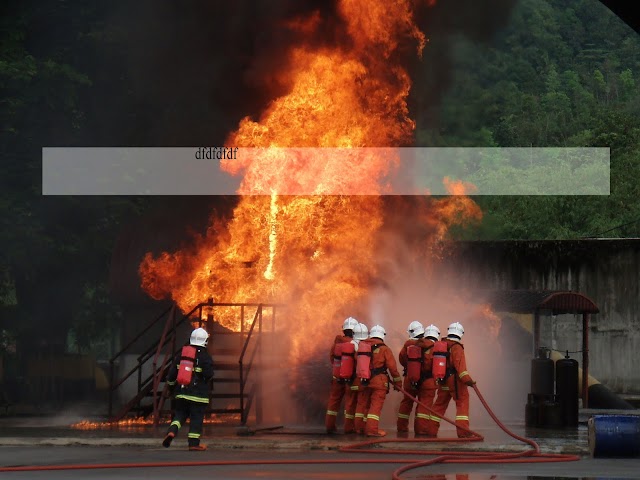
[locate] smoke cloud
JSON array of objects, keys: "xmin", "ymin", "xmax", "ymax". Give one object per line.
[{"xmin": 95, "ymin": 0, "xmax": 517, "ymax": 146}]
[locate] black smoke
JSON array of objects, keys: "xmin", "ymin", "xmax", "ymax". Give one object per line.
[
  {"xmin": 86, "ymin": 0, "xmax": 344, "ymax": 147},
  {"xmin": 86, "ymin": 0, "xmax": 518, "ymax": 147}
]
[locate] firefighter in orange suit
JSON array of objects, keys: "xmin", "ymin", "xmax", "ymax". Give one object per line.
[
  {"xmin": 353, "ymin": 332, "xmax": 373, "ymax": 434},
  {"xmin": 414, "ymin": 324, "xmax": 441, "ymax": 435},
  {"xmin": 355, "ymin": 325, "xmax": 402, "ymax": 437},
  {"xmin": 424, "ymin": 322, "xmax": 476, "ymax": 438},
  {"xmin": 343, "ymin": 323, "xmax": 368, "ymax": 434},
  {"xmin": 397, "ymin": 321, "xmax": 425, "ymax": 432},
  {"xmin": 325, "ymin": 317, "xmax": 359, "ymax": 434}
]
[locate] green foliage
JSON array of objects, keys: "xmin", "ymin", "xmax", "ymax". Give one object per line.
[
  {"xmin": 68, "ymin": 283, "xmax": 122, "ymax": 356},
  {"xmin": 415, "ymin": 0, "xmax": 640, "ymax": 239},
  {"xmin": 0, "ymin": 0, "xmax": 151, "ymax": 353},
  {"xmin": 2, "ymin": 0, "xmax": 640, "ymax": 354}
]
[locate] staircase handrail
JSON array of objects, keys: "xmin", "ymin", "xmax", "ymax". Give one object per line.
[
  {"xmin": 152, "ymin": 305, "xmax": 176, "ymax": 425},
  {"xmin": 110, "ymin": 300, "xmax": 282, "ymax": 424},
  {"xmin": 109, "ymin": 304, "xmax": 173, "ymax": 364},
  {"xmin": 108, "ymin": 302, "xmax": 203, "ymax": 419},
  {"xmin": 239, "ymin": 305, "xmax": 262, "ymax": 424},
  {"xmin": 239, "ymin": 305, "xmax": 262, "ymax": 363}
]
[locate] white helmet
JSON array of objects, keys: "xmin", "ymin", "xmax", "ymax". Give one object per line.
[
  {"xmin": 190, "ymin": 327, "xmax": 209, "ymax": 347},
  {"xmin": 407, "ymin": 321, "xmax": 425, "ymax": 339},
  {"xmin": 370, "ymin": 325, "xmax": 386, "ymax": 340},
  {"xmin": 354, "ymin": 323, "xmax": 369, "ymax": 341},
  {"xmin": 447, "ymin": 322, "xmax": 464, "ymax": 339},
  {"xmin": 342, "ymin": 317, "xmax": 358, "ymax": 332},
  {"xmin": 424, "ymin": 324, "xmax": 441, "ymax": 341}
]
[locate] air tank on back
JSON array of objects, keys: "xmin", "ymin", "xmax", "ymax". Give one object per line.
[{"xmin": 556, "ymin": 351, "xmax": 579, "ymax": 427}]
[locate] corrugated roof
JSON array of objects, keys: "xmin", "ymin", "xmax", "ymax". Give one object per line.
[{"xmin": 480, "ymin": 289, "xmax": 599, "ymax": 314}]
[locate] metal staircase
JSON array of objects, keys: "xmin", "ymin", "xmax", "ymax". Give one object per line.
[{"xmin": 107, "ymin": 299, "xmax": 280, "ymax": 426}]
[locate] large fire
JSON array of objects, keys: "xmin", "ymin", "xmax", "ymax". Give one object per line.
[{"xmin": 139, "ymin": 0, "xmax": 482, "ymax": 361}]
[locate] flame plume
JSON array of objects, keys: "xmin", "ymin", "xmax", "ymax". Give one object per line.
[
  {"xmin": 139, "ymin": 0, "xmax": 482, "ymax": 368},
  {"xmin": 143, "ymin": 0, "xmax": 424, "ymax": 324}
]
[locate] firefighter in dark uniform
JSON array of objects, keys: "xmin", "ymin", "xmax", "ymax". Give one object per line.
[{"xmin": 162, "ymin": 327, "xmax": 214, "ymax": 451}]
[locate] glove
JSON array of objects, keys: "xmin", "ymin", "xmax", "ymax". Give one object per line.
[
  {"xmin": 465, "ymin": 380, "xmax": 476, "ymax": 387},
  {"xmin": 393, "ymin": 381, "xmax": 402, "ymax": 391}
]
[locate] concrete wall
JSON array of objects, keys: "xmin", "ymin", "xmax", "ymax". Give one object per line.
[{"xmin": 445, "ymin": 239, "xmax": 640, "ymax": 394}]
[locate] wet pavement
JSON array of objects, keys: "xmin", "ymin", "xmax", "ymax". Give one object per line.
[
  {"xmin": 0, "ymin": 410, "xmax": 640, "ymax": 472},
  {"xmin": 0, "ymin": 416, "xmax": 588, "ymax": 454},
  {"xmin": 0, "ymin": 445, "xmax": 639, "ymax": 479},
  {"xmin": 0, "ymin": 410, "xmax": 638, "ymax": 479}
]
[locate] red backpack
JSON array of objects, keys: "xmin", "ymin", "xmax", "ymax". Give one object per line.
[
  {"xmin": 176, "ymin": 346, "xmax": 197, "ymax": 386},
  {"xmin": 332, "ymin": 342, "xmax": 344, "ymax": 378},
  {"xmin": 356, "ymin": 341, "xmax": 372, "ymax": 381},
  {"xmin": 432, "ymin": 341, "xmax": 449, "ymax": 384},
  {"xmin": 406, "ymin": 344, "xmax": 423, "ymax": 387},
  {"xmin": 339, "ymin": 342, "xmax": 356, "ymax": 382}
]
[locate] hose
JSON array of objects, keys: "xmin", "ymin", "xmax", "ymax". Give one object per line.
[
  {"xmin": 339, "ymin": 384, "xmax": 579, "ymax": 480},
  {"xmin": 0, "ymin": 384, "xmax": 579, "ymax": 476}
]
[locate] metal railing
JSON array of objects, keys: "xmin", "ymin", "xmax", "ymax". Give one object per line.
[
  {"xmin": 239, "ymin": 305, "xmax": 262, "ymax": 425},
  {"xmin": 108, "ymin": 302, "xmax": 202, "ymax": 421},
  {"xmin": 151, "ymin": 305, "xmax": 177, "ymax": 426},
  {"xmin": 108, "ymin": 304, "xmax": 172, "ymax": 420},
  {"xmin": 108, "ymin": 299, "xmax": 281, "ymax": 426}
]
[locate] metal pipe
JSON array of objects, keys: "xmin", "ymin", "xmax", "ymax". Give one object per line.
[{"xmin": 582, "ymin": 313, "xmax": 589, "ymax": 408}]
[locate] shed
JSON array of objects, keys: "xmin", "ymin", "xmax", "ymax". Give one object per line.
[{"xmin": 481, "ymin": 289, "xmax": 599, "ymax": 408}]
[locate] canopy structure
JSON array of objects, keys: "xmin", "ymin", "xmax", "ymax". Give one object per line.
[{"xmin": 481, "ymin": 289, "xmax": 599, "ymax": 408}]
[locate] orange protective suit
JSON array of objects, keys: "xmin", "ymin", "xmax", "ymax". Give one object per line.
[
  {"xmin": 354, "ymin": 339, "xmax": 402, "ymax": 437},
  {"xmin": 414, "ymin": 338, "xmax": 438, "ymax": 435},
  {"xmin": 343, "ymin": 375, "xmax": 361, "ymax": 433},
  {"xmin": 423, "ymin": 338, "xmax": 475, "ymax": 438},
  {"xmin": 396, "ymin": 338, "xmax": 422, "ymax": 432},
  {"xmin": 353, "ymin": 338, "xmax": 373, "ymax": 434},
  {"xmin": 325, "ymin": 334, "xmax": 352, "ymax": 433}
]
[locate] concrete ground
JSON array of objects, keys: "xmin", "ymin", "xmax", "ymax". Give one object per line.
[
  {"xmin": 0, "ymin": 414, "xmax": 588, "ymax": 453},
  {"xmin": 0, "ymin": 409, "xmax": 638, "ymax": 479}
]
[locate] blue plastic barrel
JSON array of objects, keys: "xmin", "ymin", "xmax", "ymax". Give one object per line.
[{"xmin": 588, "ymin": 415, "xmax": 640, "ymax": 458}]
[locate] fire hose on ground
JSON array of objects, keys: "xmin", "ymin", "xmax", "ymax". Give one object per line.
[{"xmin": 0, "ymin": 384, "xmax": 580, "ymax": 477}]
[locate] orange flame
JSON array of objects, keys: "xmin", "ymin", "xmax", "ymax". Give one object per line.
[
  {"xmin": 139, "ymin": 0, "xmax": 481, "ymax": 361},
  {"xmin": 71, "ymin": 415, "xmax": 234, "ymax": 430}
]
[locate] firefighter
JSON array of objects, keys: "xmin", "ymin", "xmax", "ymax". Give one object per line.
[
  {"xmin": 354, "ymin": 325, "xmax": 402, "ymax": 437},
  {"xmin": 162, "ymin": 327, "xmax": 214, "ymax": 451},
  {"xmin": 397, "ymin": 321, "xmax": 425, "ymax": 433},
  {"xmin": 325, "ymin": 316, "xmax": 359, "ymax": 434},
  {"xmin": 344, "ymin": 323, "xmax": 368, "ymax": 434},
  {"xmin": 414, "ymin": 324, "xmax": 441, "ymax": 435},
  {"xmin": 424, "ymin": 322, "xmax": 476, "ymax": 438},
  {"xmin": 353, "ymin": 325, "xmax": 373, "ymax": 435}
]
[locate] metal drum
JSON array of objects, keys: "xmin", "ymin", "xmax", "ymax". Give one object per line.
[{"xmin": 588, "ymin": 415, "xmax": 640, "ymax": 458}]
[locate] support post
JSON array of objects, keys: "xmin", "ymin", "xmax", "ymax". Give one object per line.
[
  {"xmin": 533, "ymin": 309, "xmax": 541, "ymax": 355},
  {"xmin": 582, "ymin": 312, "xmax": 589, "ymax": 408}
]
